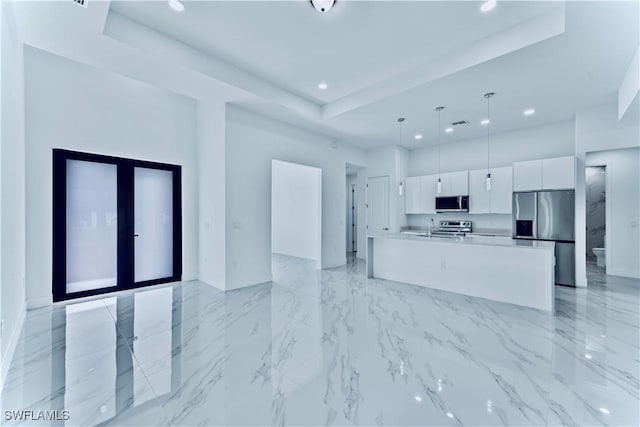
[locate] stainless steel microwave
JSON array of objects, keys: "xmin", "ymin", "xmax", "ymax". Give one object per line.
[{"xmin": 435, "ymin": 195, "xmax": 469, "ymax": 213}]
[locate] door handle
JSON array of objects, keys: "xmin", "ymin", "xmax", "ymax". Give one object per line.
[
  {"xmin": 133, "ymin": 234, "xmax": 139, "ymax": 237},
  {"xmin": 382, "ymin": 227, "xmax": 389, "ymax": 231}
]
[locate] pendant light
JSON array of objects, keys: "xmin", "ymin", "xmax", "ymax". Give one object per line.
[
  {"xmin": 435, "ymin": 106, "xmax": 445, "ymax": 194},
  {"xmin": 397, "ymin": 117, "xmax": 405, "ymax": 196},
  {"xmin": 484, "ymin": 92, "xmax": 494, "ymax": 191}
]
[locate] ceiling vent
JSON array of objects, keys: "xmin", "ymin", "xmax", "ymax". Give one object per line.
[
  {"xmin": 72, "ymin": 0, "xmax": 88, "ymax": 8},
  {"xmin": 451, "ymin": 120, "xmax": 470, "ymax": 127}
]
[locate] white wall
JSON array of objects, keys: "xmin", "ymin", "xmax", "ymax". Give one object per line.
[
  {"xmin": 586, "ymin": 148, "xmax": 639, "ymax": 278},
  {"xmin": 407, "ymin": 213, "xmax": 512, "ymax": 231},
  {"xmin": 575, "ymin": 103, "xmax": 640, "ymax": 284},
  {"xmin": 224, "ymin": 106, "xmax": 367, "ymax": 290},
  {"xmin": 197, "ymin": 101, "xmax": 226, "ymax": 290},
  {"xmin": 1, "ymin": 0, "xmax": 26, "ymax": 384},
  {"xmin": 271, "ymin": 160, "xmax": 322, "ymax": 264},
  {"xmin": 408, "ymin": 120, "xmax": 575, "ymax": 175},
  {"xmin": 24, "ymin": 47, "xmax": 198, "ymax": 307}
]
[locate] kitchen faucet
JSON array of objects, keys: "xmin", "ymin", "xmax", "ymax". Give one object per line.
[{"xmin": 428, "ymin": 218, "xmax": 435, "ymax": 236}]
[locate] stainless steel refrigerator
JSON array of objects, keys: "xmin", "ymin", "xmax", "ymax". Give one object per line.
[{"xmin": 513, "ymin": 190, "xmax": 575, "ymax": 286}]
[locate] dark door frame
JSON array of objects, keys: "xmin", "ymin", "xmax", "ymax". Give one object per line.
[{"xmin": 53, "ymin": 149, "xmax": 182, "ymax": 302}]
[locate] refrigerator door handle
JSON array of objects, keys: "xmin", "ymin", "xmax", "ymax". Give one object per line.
[{"xmin": 533, "ymin": 192, "xmax": 538, "ymax": 239}]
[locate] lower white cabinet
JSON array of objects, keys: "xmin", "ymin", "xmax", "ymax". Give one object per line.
[
  {"xmin": 405, "ymin": 176, "xmax": 421, "ymax": 214},
  {"xmin": 468, "ymin": 166, "xmax": 513, "ymax": 214}
]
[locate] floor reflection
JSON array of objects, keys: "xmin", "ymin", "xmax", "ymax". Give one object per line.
[{"xmin": 1, "ymin": 256, "xmax": 638, "ymax": 426}]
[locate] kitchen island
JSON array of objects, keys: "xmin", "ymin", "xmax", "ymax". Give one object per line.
[{"xmin": 367, "ymin": 233, "xmax": 555, "ymax": 311}]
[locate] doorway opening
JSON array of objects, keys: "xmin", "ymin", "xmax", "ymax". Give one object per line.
[
  {"xmin": 270, "ymin": 160, "xmax": 322, "ymax": 269},
  {"xmin": 585, "ymin": 165, "xmax": 607, "ymax": 275},
  {"xmin": 346, "ymin": 163, "xmax": 365, "ymax": 263},
  {"xmin": 52, "ymin": 150, "xmax": 182, "ymax": 302}
]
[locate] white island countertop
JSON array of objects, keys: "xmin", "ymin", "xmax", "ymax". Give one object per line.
[
  {"xmin": 367, "ymin": 233, "xmax": 555, "ymax": 311},
  {"xmin": 372, "ymin": 232, "xmax": 555, "ymax": 251}
]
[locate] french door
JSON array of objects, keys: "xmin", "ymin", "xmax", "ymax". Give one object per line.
[{"xmin": 53, "ymin": 149, "xmax": 182, "ymax": 302}]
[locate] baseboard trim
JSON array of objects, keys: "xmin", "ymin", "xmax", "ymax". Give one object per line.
[
  {"xmin": 1, "ymin": 300, "xmax": 26, "ymax": 391},
  {"xmin": 607, "ymin": 269, "xmax": 640, "ymax": 280},
  {"xmin": 199, "ymin": 279, "xmax": 225, "ymax": 292},
  {"xmin": 27, "ymin": 296, "xmax": 51, "ymax": 309},
  {"xmin": 226, "ymin": 276, "xmax": 273, "ymax": 292}
]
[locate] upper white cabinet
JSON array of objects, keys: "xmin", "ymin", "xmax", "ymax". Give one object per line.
[
  {"xmin": 542, "ymin": 156, "xmax": 575, "ymax": 190},
  {"xmin": 404, "ymin": 174, "xmax": 437, "ymax": 214},
  {"xmin": 490, "ymin": 166, "xmax": 513, "ymax": 214},
  {"xmin": 404, "ymin": 176, "xmax": 421, "ymax": 214},
  {"xmin": 469, "ymin": 166, "xmax": 512, "ymax": 214},
  {"xmin": 468, "ymin": 169, "xmax": 490, "ymax": 214},
  {"xmin": 513, "ymin": 160, "xmax": 542, "ymax": 191},
  {"xmin": 514, "ymin": 156, "xmax": 575, "ymax": 191},
  {"xmin": 420, "ymin": 174, "xmax": 437, "ymax": 214},
  {"xmin": 440, "ymin": 171, "xmax": 468, "ymax": 196},
  {"xmin": 405, "ymin": 156, "xmax": 569, "ymax": 216}
]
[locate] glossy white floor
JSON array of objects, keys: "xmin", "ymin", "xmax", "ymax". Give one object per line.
[{"xmin": 2, "ymin": 256, "xmax": 638, "ymax": 426}]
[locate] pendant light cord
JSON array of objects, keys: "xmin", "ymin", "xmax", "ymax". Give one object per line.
[
  {"xmin": 487, "ymin": 95, "xmax": 491, "ymax": 173},
  {"xmin": 438, "ymin": 110, "xmax": 441, "ymax": 179},
  {"xmin": 436, "ymin": 106, "xmax": 444, "ymax": 180}
]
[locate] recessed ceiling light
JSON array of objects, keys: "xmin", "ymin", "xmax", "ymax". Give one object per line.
[
  {"xmin": 317, "ymin": 82, "xmax": 328, "ymax": 90},
  {"xmin": 524, "ymin": 108, "xmax": 536, "ymax": 116},
  {"xmin": 599, "ymin": 408, "xmax": 610, "ymax": 415},
  {"xmin": 414, "ymin": 395, "xmax": 422, "ymax": 402},
  {"xmin": 480, "ymin": 119, "xmax": 490, "ymax": 126},
  {"xmin": 585, "ymin": 354, "xmax": 592, "ymax": 359},
  {"xmin": 445, "ymin": 127, "xmax": 454, "ymax": 133},
  {"xmin": 481, "ymin": 0, "xmax": 497, "ymax": 13},
  {"xmin": 168, "ymin": 0, "xmax": 185, "ymax": 12},
  {"xmin": 446, "ymin": 412, "xmax": 454, "ymax": 419},
  {"xmin": 414, "ymin": 134, "xmax": 423, "ymax": 140}
]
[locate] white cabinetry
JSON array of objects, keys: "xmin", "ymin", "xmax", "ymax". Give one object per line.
[
  {"xmin": 514, "ymin": 156, "xmax": 575, "ymax": 191},
  {"xmin": 420, "ymin": 175, "xmax": 437, "ymax": 214},
  {"xmin": 469, "ymin": 166, "xmax": 512, "ymax": 214},
  {"xmin": 440, "ymin": 171, "xmax": 468, "ymax": 196},
  {"xmin": 469, "ymin": 169, "xmax": 490, "ymax": 214},
  {"xmin": 542, "ymin": 156, "xmax": 575, "ymax": 190},
  {"xmin": 404, "ymin": 175, "xmax": 437, "ymax": 214},
  {"xmin": 513, "ymin": 160, "xmax": 542, "ymax": 191},
  {"xmin": 490, "ymin": 166, "xmax": 513, "ymax": 213},
  {"xmin": 405, "ymin": 176, "xmax": 421, "ymax": 214}
]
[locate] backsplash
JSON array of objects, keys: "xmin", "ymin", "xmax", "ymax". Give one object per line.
[
  {"xmin": 586, "ymin": 166, "xmax": 606, "ymax": 260},
  {"xmin": 406, "ymin": 213, "xmax": 512, "ymax": 232}
]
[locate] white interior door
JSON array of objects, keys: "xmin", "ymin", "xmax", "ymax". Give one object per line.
[{"xmin": 367, "ymin": 176, "xmax": 390, "ymax": 233}]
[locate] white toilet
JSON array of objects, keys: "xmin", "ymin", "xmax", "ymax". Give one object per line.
[{"xmin": 592, "ymin": 248, "xmax": 606, "ymax": 267}]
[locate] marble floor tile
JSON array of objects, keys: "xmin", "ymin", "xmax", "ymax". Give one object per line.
[{"xmin": 2, "ymin": 257, "xmax": 638, "ymax": 426}]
